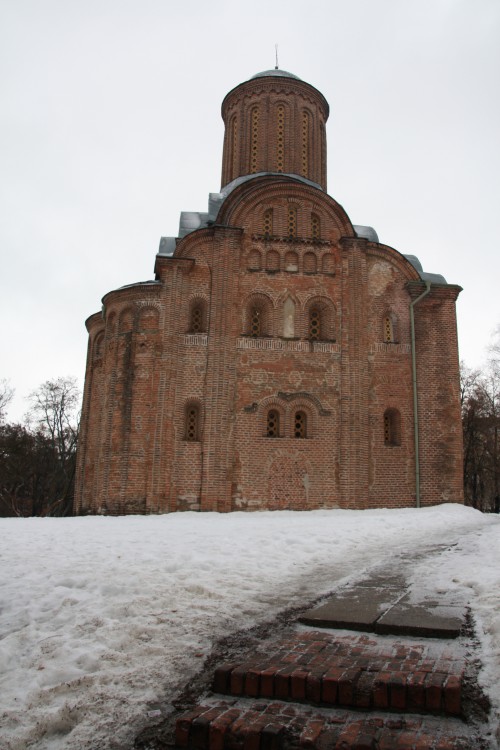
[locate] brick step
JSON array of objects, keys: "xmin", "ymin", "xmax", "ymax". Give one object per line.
[
  {"xmin": 175, "ymin": 701, "xmax": 477, "ymax": 750},
  {"xmin": 212, "ymin": 632, "xmax": 464, "ymax": 716}
]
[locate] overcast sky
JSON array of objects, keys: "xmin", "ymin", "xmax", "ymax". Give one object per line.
[{"xmin": 1, "ymin": 0, "xmax": 499, "ymax": 422}]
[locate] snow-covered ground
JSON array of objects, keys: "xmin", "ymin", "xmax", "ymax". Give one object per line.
[{"xmin": 1, "ymin": 505, "xmax": 499, "ymax": 749}]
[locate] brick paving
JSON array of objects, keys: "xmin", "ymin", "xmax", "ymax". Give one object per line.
[
  {"xmin": 212, "ymin": 631, "xmax": 464, "ymax": 715},
  {"xmin": 171, "ymin": 629, "xmax": 487, "ymax": 749},
  {"xmin": 175, "ymin": 700, "xmax": 475, "ymax": 750}
]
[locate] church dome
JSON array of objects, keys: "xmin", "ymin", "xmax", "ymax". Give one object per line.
[{"xmin": 251, "ymin": 68, "xmax": 301, "ymax": 80}]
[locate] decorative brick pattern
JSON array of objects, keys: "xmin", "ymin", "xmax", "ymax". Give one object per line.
[{"xmin": 75, "ymin": 70, "xmax": 463, "ymax": 516}]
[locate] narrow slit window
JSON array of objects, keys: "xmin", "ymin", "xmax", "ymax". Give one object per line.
[
  {"xmin": 288, "ymin": 206, "xmax": 297, "ymax": 239},
  {"xmin": 384, "ymin": 409, "xmax": 401, "ymax": 446},
  {"xmin": 250, "ymin": 307, "xmax": 261, "ymax": 337},
  {"xmin": 384, "ymin": 316, "xmax": 394, "ymax": 343},
  {"xmin": 276, "ymin": 106, "xmax": 285, "ymax": 172},
  {"xmin": 185, "ymin": 405, "xmax": 200, "ymax": 442},
  {"xmin": 250, "ymin": 107, "xmax": 260, "ymax": 173},
  {"xmin": 190, "ymin": 305, "xmax": 203, "ymax": 333},
  {"xmin": 309, "ymin": 308, "xmax": 321, "ymax": 340},
  {"xmin": 263, "ymin": 209, "xmax": 273, "ymax": 237},
  {"xmin": 311, "ymin": 214, "xmax": 320, "ymax": 240},
  {"xmin": 301, "ymin": 111, "xmax": 309, "ymax": 177}
]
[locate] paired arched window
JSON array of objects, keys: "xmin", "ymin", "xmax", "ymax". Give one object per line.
[
  {"xmin": 384, "ymin": 409, "xmax": 401, "ymax": 446},
  {"xmin": 264, "ymin": 408, "xmax": 308, "ymax": 438}
]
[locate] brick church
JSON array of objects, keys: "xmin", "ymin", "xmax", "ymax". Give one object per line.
[{"xmin": 74, "ymin": 68, "xmax": 463, "ymax": 515}]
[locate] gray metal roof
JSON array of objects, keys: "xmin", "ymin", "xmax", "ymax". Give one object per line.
[
  {"xmin": 404, "ymin": 254, "xmax": 447, "ymax": 284},
  {"xmin": 354, "ymin": 225, "xmax": 379, "ymax": 243},
  {"xmin": 251, "ymin": 68, "xmax": 301, "ymax": 80},
  {"xmin": 154, "ymin": 181, "xmax": 449, "ymax": 287}
]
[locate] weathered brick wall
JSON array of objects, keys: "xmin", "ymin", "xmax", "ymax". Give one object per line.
[
  {"xmin": 74, "ymin": 70, "xmax": 464, "ymax": 515},
  {"xmin": 413, "ymin": 286, "xmax": 464, "ymax": 505}
]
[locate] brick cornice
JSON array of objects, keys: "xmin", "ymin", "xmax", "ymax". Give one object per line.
[
  {"xmin": 85, "ymin": 311, "xmax": 103, "ymax": 333},
  {"xmin": 222, "ymin": 76, "xmax": 329, "ymax": 121},
  {"xmin": 102, "ymin": 281, "xmax": 162, "ymax": 308},
  {"xmin": 406, "ymin": 280, "xmax": 462, "ymax": 302}
]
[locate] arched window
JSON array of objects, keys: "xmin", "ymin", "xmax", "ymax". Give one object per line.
[
  {"xmin": 294, "ymin": 411, "xmax": 307, "ymax": 439},
  {"xmin": 94, "ymin": 332, "xmax": 105, "ymax": 358},
  {"xmin": 248, "ymin": 249, "xmax": 262, "ymax": 271},
  {"xmin": 119, "ymin": 307, "xmax": 134, "ymax": 333},
  {"xmin": 263, "ymin": 209, "xmax": 273, "ymax": 237},
  {"xmin": 245, "ymin": 294, "xmax": 272, "ymax": 338},
  {"xmin": 266, "ymin": 249, "xmax": 280, "ymax": 272},
  {"xmin": 309, "ymin": 308, "xmax": 321, "ymax": 341},
  {"xmin": 303, "ymin": 252, "xmax": 317, "ymax": 274},
  {"xmin": 287, "ymin": 206, "xmax": 297, "ymax": 239},
  {"xmin": 305, "ymin": 297, "xmax": 336, "ymax": 342},
  {"xmin": 267, "ymin": 410, "xmax": 280, "ymax": 438},
  {"xmin": 185, "ymin": 403, "xmax": 201, "ymax": 442},
  {"xmin": 384, "ymin": 409, "xmax": 401, "ymax": 446},
  {"xmin": 321, "ymin": 253, "xmax": 335, "ymax": 274},
  {"xmin": 284, "ymin": 251, "xmax": 298, "ymax": 273},
  {"xmin": 189, "ymin": 300, "xmax": 207, "ymax": 333}
]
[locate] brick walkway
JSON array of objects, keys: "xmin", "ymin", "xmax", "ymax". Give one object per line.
[
  {"xmin": 172, "ymin": 630, "xmax": 487, "ymax": 749},
  {"xmin": 213, "ymin": 632, "xmax": 463, "ymax": 715}
]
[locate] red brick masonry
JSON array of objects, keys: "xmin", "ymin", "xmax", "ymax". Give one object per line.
[
  {"xmin": 173, "ymin": 631, "xmax": 482, "ymax": 749},
  {"xmin": 75, "ymin": 69, "xmax": 464, "ymax": 515},
  {"xmin": 176, "ymin": 702, "xmax": 471, "ymax": 750},
  {"xmin": 212, "ymin": 632, "xmax": 463, "ymax": 716}
]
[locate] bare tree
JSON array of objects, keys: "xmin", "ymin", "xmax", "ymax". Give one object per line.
[
  {"xmin": 25, "ymin": 377, "xmax": 81, "ymax": 515},
  {"xmin": 0, "ymin": 379, "xmax": 14, "ymax": 423},
  {"xmin": 461, "ymin": 335, "xmax": 500, "ymax": 512}
]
